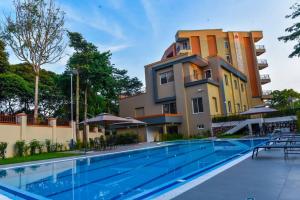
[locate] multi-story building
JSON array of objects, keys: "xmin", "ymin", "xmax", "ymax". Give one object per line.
[{"xmin": 119, "ymin": 29, "xmax": 270, "ymax": 141}]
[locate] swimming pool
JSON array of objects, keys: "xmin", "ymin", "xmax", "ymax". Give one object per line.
[{"xmin": 0, "ymin": 139, "xmax": 266, "ymax": 200}]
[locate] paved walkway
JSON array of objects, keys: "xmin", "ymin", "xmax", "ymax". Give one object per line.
[
  {"xmin": 0, "ymin": 142, "xmax": 165, "ymax": 169},
  {"xmin": 174, "ymin": 149, "xmax": 300, "ymax": 200}
]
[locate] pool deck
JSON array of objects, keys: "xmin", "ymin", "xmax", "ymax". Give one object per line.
[
  {"xmin": 0, "ymin": 142, "xmax": 166, "ymax": 169},
  {"xmin": 173, "ymin": 149, "xmax": 300, "ymax": 200}
]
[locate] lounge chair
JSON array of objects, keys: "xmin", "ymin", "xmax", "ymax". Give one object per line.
[{"xmin": 252, "ymin": 143, "xmax": 300, "ymax": 158}]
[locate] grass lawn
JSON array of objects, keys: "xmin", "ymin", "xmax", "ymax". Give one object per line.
[
  {"xmin": 0, "ymin": 152, "xmax": 81, "ymax": 165},
  {"xmin": 217, "ymin": 134, "xmax": 245, "ymax": 139}
]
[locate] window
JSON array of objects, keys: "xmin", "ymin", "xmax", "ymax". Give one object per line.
[
  {"xmin": 135, "ymin": 107, "xmax": 144, "ymax": 117},
  {"xmin": 243, "ymin": 105, "xmax": 247, "ymax": 111},
  {"xmin": 241, "ymin": 83, "xmax": 244, "ymax": 92},
  {"xmin": 205, "ymin": 69, "xmax": 212, "ymax": 79},
  {"xmin": 224, "ymin": 74, "xmax": 229, "ymax": 85},
  {"xmin": 167, "ymin": 126, "xmax": 178, "ymax": 134},
  {"xmin": 197, "ymin": 124, "xmax": 204, "ymax": 130},
  {"xmin": 160, "ymin": 70, "xmax": 174, "ymax": 84},
  {"xmin": 212, "ymin": 97, "xmax": 218, "ymax": 113},
  {"xmin": 182, "ymin": 41, "xmax": 190, "ymax": 50},
  {"xmin": 162, "ymin": 102, "xmax": 177, "ymax": 114},
  {"xmin": 226, "ymin": 54, "xmax": 232, "ymax": 64},
  {"xmin": 228, "ymin": 101, "xmax": 232, "ymax": 113},
  {"xmin": 224, "ymin": 40, "xmax": 229, "ymax": 49},
  {"xmin": 234, "ymin": 80, "xmax": 238, "ymax": 89},
  {"xmin": 193, "ymin": 69, "xmax": 200, "ymax": 80},
  {"xmin": 192, "ymin": 97, "xmax": 204, "ymax": 114}
]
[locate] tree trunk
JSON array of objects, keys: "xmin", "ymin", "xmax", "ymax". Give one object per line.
[
  {"xmin": 83, "ymin": 85, "xmax": 88, "ymax": 146},
  {"xmin": 75, "ymin": 72, "xmax": 80, "ymax": 142},
  {"xmin": 33, "ymin": 74, "xmax": 39, "ymax": 123}
]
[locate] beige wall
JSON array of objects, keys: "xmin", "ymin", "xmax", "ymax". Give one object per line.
[
  {"xmin": 156, "ymin": 67, "xmax": 176, "ymax": 99},
  {"xmin": 116, "ymin": 127, "xmax": 147, "ymax": 142},
  {"xmin": 0, "ymin": 117, "xmax": 73, "ymax": 158}
]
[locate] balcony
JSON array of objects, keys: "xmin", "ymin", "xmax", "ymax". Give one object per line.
[
  {"xmin": 256, "ymin": 45, "xmax": 266, "ymax": 56},
  {"xmin": 260, "ymin": 74, "xmax": 271, "ymax": 85},
  {"xmin": 176, "ymin": 45, "xmax": 191, "ymax": 55},
  {"xmin": 262, "ymin": 90, "xmax": 273, "ymax": 99},
  {"xmin": 257, "ymin": 59, "xmax": 268, "ymax": 70}
]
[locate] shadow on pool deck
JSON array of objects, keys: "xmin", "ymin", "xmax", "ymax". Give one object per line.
[{"xmin": 173, "ymin": 149, "xmax": 300, "ymax": 200}]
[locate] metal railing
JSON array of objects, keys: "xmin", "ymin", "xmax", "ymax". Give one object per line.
[
  {"xmin": 257, "ymin": 59, "xmax": 268, "ymax": 65},
  {"xmin": 262, "ymin": 90, "xmax": 272, "ymax": 96},
  {"xmin": 260, "ymin": 74, "xmax": 270, "ymax": 80},
  {"xmin": 0, "ymin": 114, "xmax": 16, "ymax": 124},
  {"xmin": 256, "ymin": 45, "xmax": 265, "ymax": 50}
]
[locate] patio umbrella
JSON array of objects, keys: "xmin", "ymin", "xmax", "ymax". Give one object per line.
[
  {"xmin": 80, "ymin": 113, "xmax": 130, "ymax": 125},
  {"xmin": 110, "ymin": 117, "xmax": 146, "ymax": 128}
]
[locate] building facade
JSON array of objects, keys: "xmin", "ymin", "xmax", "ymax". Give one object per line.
[{"xmin": 119, "ymin": 29, "xmax": 270, "ymax": 140}]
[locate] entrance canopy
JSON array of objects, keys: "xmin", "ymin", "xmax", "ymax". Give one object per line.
[
  {"xmin": 110, "ymin": 117, "xmax": 146, "ymax": 129},
  {"xmin": 240, "ymin": 105, "xmax": 277, "ymax": 115}
]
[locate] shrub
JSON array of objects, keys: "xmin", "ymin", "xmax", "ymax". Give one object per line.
[
  {"xmin": 296, "ymin": 111, "xmax": 300, "ymax": 131},
  {"xmin": 56, "ymin": 143, "xmax": 64, "ymax": 152},
  {"xmin": 29, "ymin": 140, "xmax": 40, "ymax": 155},
  {"xmin": 37, "ymin": 142, "xmax": 44, "ymax": 154},
  {"xmin": 0, "ymin": 142, "xmax": 8, "ymax": 159},
  {"xmin": 161, "ymin": 133, "xmax": 183, "ymax": 141},
  {"xmin": 45, "ymin": 139, "xmax": 51, "ymax": 152},
  {"xmin": 15, "ymin": 140, "xmax": 26, "ymax": 157},
  {"xmin": 116, "ymin": 132, "xmax": 138, "ymax": 145}
]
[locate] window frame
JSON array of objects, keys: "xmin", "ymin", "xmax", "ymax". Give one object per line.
[
  {"xmin": 224, "ymin": 40, "xmax": 229, "ymax": 49},
  {"xmin": 228, "ymin": 101, "xmax": 232, "ymax": 113},
  {"xmin": 162, "ymin": 102, "xmax": 177, "ymax": 114},
  {"xmin": 204, "ymin": 69, "xmax": 212, "ymax": 79},
  {"xmin": 224, "ymin": 74, "xmax": 229, "ymax": 86},
  {"xmin": 212, "ymin": 97, "xmax": 218, "ymax": 113},
  {"xmin": 197, "ymin": 124, "xmax": 205, "ymax": 130},
  {"xmin": 192, "ymin": 97, "xmax": 204, "ymax": 114},
  {"xmin": 160, "ymin": 70, "xmax": 174, "ymax": 85},
  {"xmin": 234, "ymin": 79, "xmax": 238, "ymax": 89}
]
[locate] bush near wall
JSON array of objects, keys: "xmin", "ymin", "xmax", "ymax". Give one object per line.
[
  {"xmin": 296, "ymin": 111, "xmax": 300, "ymax": 131},
  {"xmin": 116, "ymin": 132, "xmax": 138, "ymax": 145}
]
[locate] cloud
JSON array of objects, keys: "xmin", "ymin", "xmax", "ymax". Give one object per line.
[
  {"xmin": 97, "ymin": 43, "xmax": 132, "ymax": 53},
  {"xmin": 63, "ymin": 5, "xmax": 125, "ymax": 40},
  {"xmin": 141, "ymin": 0, "xmax": 160, "ymax": 36}
]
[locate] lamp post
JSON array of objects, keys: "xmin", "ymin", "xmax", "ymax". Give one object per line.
[{"xmin": 68, "ymin": 69, "xmax": 78, "ymax": 147}]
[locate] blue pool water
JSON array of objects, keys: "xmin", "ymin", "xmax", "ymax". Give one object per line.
[{"xmin": 0, "ymin": 139, "xmax": 266, "ymax": 200}]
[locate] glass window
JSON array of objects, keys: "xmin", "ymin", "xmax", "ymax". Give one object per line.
[
  {"xmin": 241, "ymin": 83, "xmax": 244, "ymax": 92},
  {"xmin": 224, "ymin": 74, "xmax": 229, "ymax": 85},
  {"xmin": 163, "ymin": 102, "xmax": 177, "ymax": 114},
  {"xmin": 192, "ymin": 97, "xmax": 203, "ymax": 114},
  {"xmin": 205, "ymin": 69, "xmax": 212, "ymax": 79},
  {"xmin": 197, "ymin": 124, "xmax": 204, "ymax": 130},
  {"xmin": 193, "ymin": 69, "xmax": 200, "ymax": 80},
  {"xmin": 228, "ymin": 101, "xmax": 232, "ymax": 113},
  {"xmin": 224, "ymin": 40, "xmax": 229, "ymax": 49},
  {"xmin": 182, "ymin": 41, "xmax": 189, "ymax": 50},
  {"xmin": 234, "ymin": 80, "xmax": 238, "ymax": 89},
  {"xmin": 226, "ymin": 54, "xmax": 232, "ymax": 63},
  {"xmin": 160, "ymin": 70, "xmax": 174, "ymax": 84},
  {"xmin": 212, "ymin": 97, "xmax": 218, "ymax": 112}
]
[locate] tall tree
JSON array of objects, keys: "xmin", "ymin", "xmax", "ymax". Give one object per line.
[
  {"xmin": 1, "ymin": 0, "xmax": 66, "ymax": 121},
  {"xmin": 0, "ymin": 39, "xmax": 9, "ymax": 73},
  {"xmin": 278, "ymin": 3, "xmax": 300, "ymax": 58},
  {"xmin": 270, "ymin": 89, "xmax": 300, "ymax": 109}
]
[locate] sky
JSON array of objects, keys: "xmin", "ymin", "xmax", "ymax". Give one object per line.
[{"xmin": 0, "ymin": 0, "xmax": 299, "ymax": 92}]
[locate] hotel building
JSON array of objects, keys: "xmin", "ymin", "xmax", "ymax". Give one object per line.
[{"xmin": 119, "ymin": 29, "xmax": 270, "ymax": 141}]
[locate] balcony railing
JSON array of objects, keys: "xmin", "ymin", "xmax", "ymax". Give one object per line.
[
  {"xmin": 260, "ymin": 74, "xmax": 271, "ymax": 84},
  {"xmin": 262, "ymin": 90, "xmax": 272, "ymax": 95},
  {"xmin": 257, "ymin": 59, "xmax": 268, "ymax": 70},
  {"xmin": 255, "ymin": 45, "xmax": 266, "ymax": 56}
]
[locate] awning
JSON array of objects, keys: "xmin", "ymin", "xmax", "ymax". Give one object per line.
[{"xmin": 240, "ymin": 105, "xmax": 277, "ymax": 115}]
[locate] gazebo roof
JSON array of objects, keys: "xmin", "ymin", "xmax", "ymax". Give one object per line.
[{"xmin": 240, "ymin": 105, "xmax": 277, "ymax": 115}]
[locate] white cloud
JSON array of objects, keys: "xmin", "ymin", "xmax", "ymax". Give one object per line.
[
  {"xmin": 97, "ymin": 43, "xmax": 132, "ymax": 53},
  {"xmin": 141, "ymin": 0, "xmax": 160, "ymax": 36},
  {"xmin": 63, "ymin": 5, "xmax": 125, "ymax": 40}
]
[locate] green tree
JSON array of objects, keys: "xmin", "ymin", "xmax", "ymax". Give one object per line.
[
  {"xmin": 1, "ymin": 0, "xmax": 66, "ymax": 121},
  {"xmin": 0, "ymin": 39, "xmax": 9, "ymax": 73},
  {"xmin": 0, "ymin": 73, "xmax": 33, "ymax": 113},
  {"xmin": 278, "ymin": 3, "xmax": 300, "ymax": 57},
  {"xmin": 270, "ymin": 89, "xmax": 300, "ymax": 109}
]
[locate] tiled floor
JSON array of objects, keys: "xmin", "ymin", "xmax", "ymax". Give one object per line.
[{"xmin": 174, "ymin": 149, "xmax": 300, "ymax": 200}]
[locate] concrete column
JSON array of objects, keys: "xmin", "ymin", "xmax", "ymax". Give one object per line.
[
  {"xmin": 163, "ymin": 124, "xmax": 168, "ymax": 134},
  {"xmin": 48, "ymin": 118, "xmax": 57, "ymax": 143},
  {"xmin": 85, "ymin": 124, "xmax": 90, "ymax": 141},
  {"xmin": 248, "ymin": 123, "xmax": 253, "ymax": 136},
  {"xmin": 16, "ymin": 113, "xmax": 27, "ymax": 140}
]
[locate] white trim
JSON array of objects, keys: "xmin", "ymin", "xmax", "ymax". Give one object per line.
[
  {"xmin": 192, "ymin": 97, "xmax": 204, "ymax": 114},
  {"xmin": 155, "ymin": 151, "xmax": 254, "ymax": 200}
]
